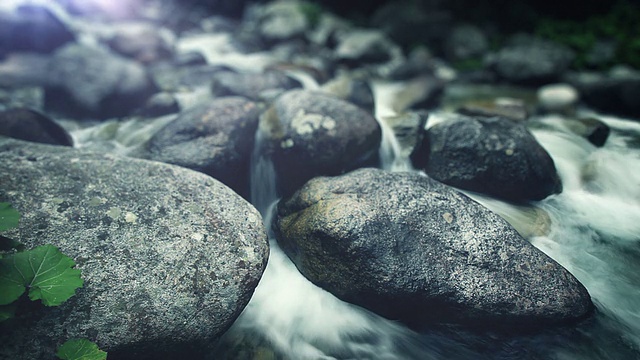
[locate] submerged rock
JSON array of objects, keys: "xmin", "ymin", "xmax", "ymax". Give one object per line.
[
  {"xmin": 274, "ymin": 168, "xmax": 592, "ymax": 330},
  {"xmin": 0, "ymin": 139, "xmax": 268, "ymax": 360},
  {"xmin": 258, "ymin": 89, "xmax": 381, "ymax": 196},
  {"xmin": 210, "ymin": 69, "xmax": 302, "ymax": 101},
  {"xmin": 45, "ymin": 44, "xmax": 158, "ymax": 119},
  {"xmin": 412, "ymin": 115, "xmax": 562, "ymax": 202},
  {"xmin": 0, "ymin": 108, "xmax": 73, "ymax": 146},
  {"xmin": 145, "ymin": 97, "xmax": 261, "ymax": 198}
]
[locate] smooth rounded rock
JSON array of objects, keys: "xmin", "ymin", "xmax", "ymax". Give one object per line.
[
  {"xmin": 146, "ymin": 97, "xmax": 261, "ymax": 198},
  {"xmin": 0, "ymin": 107, "xmax": 73, "ymax": 146},
  {"xmin": 413, "ymin": 115, "xmax": 562, "ymax": 202},
  {"xmin": 0, "ymin": 138, "xmax": 268, "ymax": 360},
  {"xmin": 258, "ymin": 89, "xmax": 381, "ymax": 196},
  {"xmin": 274, "ymin": 168, "xmax": 593, "ymax": 330}
]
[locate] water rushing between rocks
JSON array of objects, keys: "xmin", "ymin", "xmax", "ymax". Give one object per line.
[{"xmin": 2, "ymin": 1, "xmax": 640, "ymax": 358}]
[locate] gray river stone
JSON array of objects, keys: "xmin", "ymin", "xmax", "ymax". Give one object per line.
[
  {"xmin": 258, "ymin": 89, "xmax": 381, "ymax": 197},
  {"xmin": 413, "ymin": 115, "xmax": 562, "ymax": 203},
  {"xmin": 145, "ymin": 97, "xmax": 261, "ymax": 199},
  {"xmin": 274, "ymin": 168, "xmax": 593, "ymax": 330},
  {"xmin": 0, "ymin": 107, "xmax": 73, "ymax": 146},
  {"xmin": 0, "ymin": 139, "xmax": 269, "ymax": 360},
  {"xmin": 45, "ymin": 43, "xmax": 158, "ymax": 119}
]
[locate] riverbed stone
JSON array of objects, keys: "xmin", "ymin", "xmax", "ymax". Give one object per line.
[
  {"xmin": 0, "ymin": 107, "xmax": 73, "ymax": 146},
  {"xmin": 145, "ymin": 97, "xmax": 261, "ymax": 198},
  {"xmin": 257, "ymin": 89, "xmax": 381, "ymax": 196},
  {"xmin": 210, "ymin": 69, "xmax": 302, "ymax": 101},
  {"xmin": 0, "ymin": 138, "xmax": 269, "ymax": 360},
  {"xmin": 45, "ymin": 44, "xmax": 158, "ymax": 119},
  {"xmin": 412, "ymin": 115, "xmax": 562, "ymax": 202},
  {"xmin": 273, "ymin": 168, "xmax": 593, "ymax": 330}
]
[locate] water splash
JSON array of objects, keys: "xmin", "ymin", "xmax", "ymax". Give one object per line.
[{"xmin": 370, "ymin": 80, "xmax": 413, "ymax": 172}]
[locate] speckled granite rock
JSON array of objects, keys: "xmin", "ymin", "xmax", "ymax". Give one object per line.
[{"xmin": 0, "ymin": 139, "xmax": 268, "ymax": 360}]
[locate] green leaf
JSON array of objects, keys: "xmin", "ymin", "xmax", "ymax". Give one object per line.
[
  {"xmin": 56, "ymin": 339, "xmax": 107, "ymax": 360},
  {"xmin": 0, "ymin": 245, "xmax": 83, "ymax": 306},
  {"xmin": 0, "ymin": 303, "xmax": 16, "ymax": 322},
  {"xmin": 0, "ymin": 203, "xmax": 20, "ymax": 232}
]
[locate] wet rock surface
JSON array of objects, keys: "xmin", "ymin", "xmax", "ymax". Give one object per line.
[
  {"xmin": 45, "ymin": 44, "xmax": 158, "ymax": 119},
  {"xmin": 0, "ymin": 107, "xmax": 73, "ymax": 146},
  {"xmin": 274, "ymin": 168, "xmax": 593, "ymax": 329},
  {"xmin": 0, "ymin": 138, "xmax": 268, "ymax": 360},
  {"xmin": 413, "ymin": 115, "xmax": 562, "ymax": 202},
  {"xmin": 145, "ymin": 97, "xmax": 262, "ymax": 199},
  {"xmin": 210, "ymin": 69, "xmax": 302, "ymax": 101},
  {"xmin": 258, "ymin": 89, "xmax": 381, "ymax": 196}
]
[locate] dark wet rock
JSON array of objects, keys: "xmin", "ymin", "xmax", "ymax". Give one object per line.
[
  {"xmin": 457, "ymin": 97, "xmax": 529, "ymax": 122},
  {"xmin": 445, "ymin": 24, "xmax": 488, "ymax": 61},
  {"xmin": 565, "ymin": 117, "xmax": 611, "ymax": 147},
  {"xmin": 258, "ymin": 89, "xmax": 381, "ymax": 197},
  {"xmin": 371, "ymin": 1, "xmax": 451, "ymax": 51},
  {"xmin": 145, "ymin": 97, "xmax": 261, "ymax": 198},
  {"xmin": 487, "ymin": 35, "xmax": 574, "ymax": 85},
  {"xmin": 320, "ymin": 76, "xmax": 375, "ymax": 112},
  {"xmin": 136, "ymin": 92, "xmax": 180, "ymax": 118},
  {"xmin": 0, "ymin": 108, "xmax": 72, "ymax": 146},
  {"xmin": 211, "ymin": 70, "xmax": 302, "ymax": 101},
  {"xmin": 412, "ymin": 115, "xmax": 562, "ymax": 202},
  {"xmin": 45, "ymin": 44, "xmax": 158, "ymax": 119},
  {"xmin": 0, "ymin": 5, "xmax": 75, "ymax": 56},
  {"xmin": 0, "ymin": 138, "xmax": 268, "ymax": 360},
  {"xmin": 106, "ymin": 22, "xmax": 175, "ymax": 64},
  {"xmin": 274, "ymin": 168, "xmax": 592, "ymax": 330},
  {"xmin": 564, "ymin": 69, "xmax": 640, "ymax": 118},
  {"xmin": 335, "ymin": 29, "xmax": 396, "ymax": 66}
]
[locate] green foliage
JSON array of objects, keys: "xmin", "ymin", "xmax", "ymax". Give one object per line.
[
  {"xmin": 0, "ymin": 245, "xmax": 83, "ymax": 307},
  {"xmin": 452, "ymin": 57, "xmax": 485, "ymax": 72},
  {"xmin": 0, "ymin": 303, "xmax": 16, "ymax": 322},
  {"xmin": 535, "ymin": 2, "xmax": 640, "ymax": 69},
  {"xmin": 298, "ymin": 1, "xmax": 323, "ymax": 28},
  {"xmin": 0, "ymin": 202, "xmax": 20, "ymax": 232},
  {"xmin": 56, "ymin": 339, "xmax": 107, "ymax": 360}
]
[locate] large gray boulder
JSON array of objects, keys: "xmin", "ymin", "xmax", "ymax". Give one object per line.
[
  {"xmin": 412, "ymin": 115, "xmax": 562, "ymax": 203},
  {"xmin": 45, "ymin": 44, "xmax": 158, "ymax": 119},
  {"xmin": 145, "ymin": 97, "xmax": 262, "ymax": 199},
  {"xmin": 258, "ymin": 89, "xmax": 381, "ymax": 196},
  {"xmin": 0, "ymin": 139, "xmax": 268, "ymax": 360},
  {"xmin": 274, "ymin": 168, "xmax": 593, "ymax": 330}
]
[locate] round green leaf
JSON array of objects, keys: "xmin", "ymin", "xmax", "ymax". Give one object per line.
[
  {"xmin": 56, "ymin": 339, "xmax": 107, "ymax": 360},
  {"xmin": 0, "ymin": 202, "xmax": 20, "ymax": 232},
  {"xmin": 0, "ymin": 245, "xmax": 83, "ymax": 306}
]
